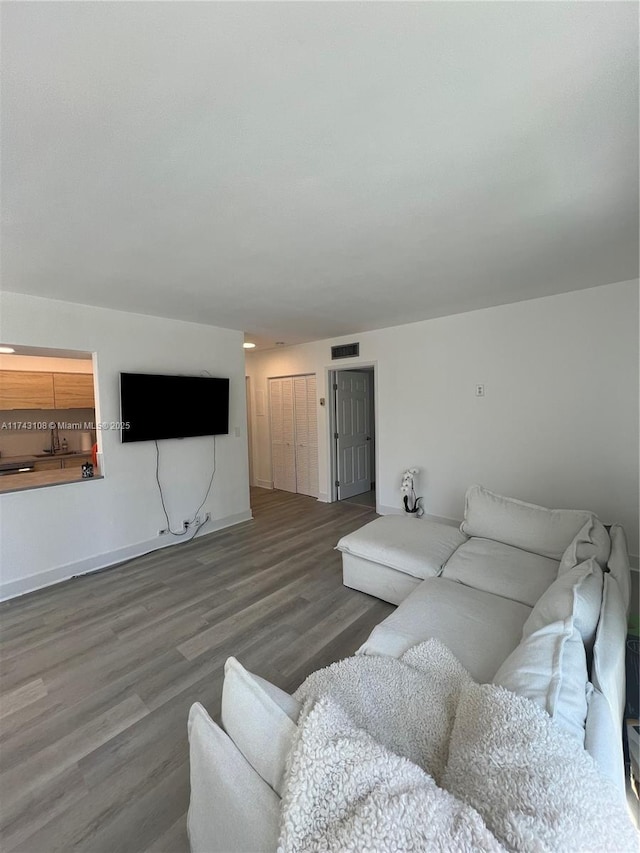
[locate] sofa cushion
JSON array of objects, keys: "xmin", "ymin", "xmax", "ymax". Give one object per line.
[
  {"xmin": 357, "ymin": 577, "xmax": 531, "ymax": 683},
  {"xmin": 342, "ymin": 552, "xmax": 422, "ymax": 605},
  {"xmin": 591, "ymin": 574, "xmax": 627, "ymax": 735},
  {"xmin": 607, "ymin": 524, "xmax": 631, "ymax": 612},
  {"xmin": 584, "ymin": 573, "xmax": 627, "ymax": 795},
  {"xmin": 584, "ymin": 687, "xmax": 624, "ymax": 790},
  {"xmin": 336, "ymin": 516, "xmax": 467, "ymax": 581},
  {"xmin": 221, "ymin": 656, "xmax": 300, "ymax": 796},
  {"xmin": 187, "ymin": 702, "xmax": 282, "ymax": 851},
  {"xmin": 460, "ymin": 484, "xmax": 595, "ymax": 560},
  {"xmin": 523, "ymin": 557, "xmax": 603, "ymax": 653},
  {"xmin": 558, "ymin": 518, "xmax": 611, "ymax": 573},
  {"xmin": 441, "ymin": 537, "xmax": 559, "ymax": 607},
  {"xmin": 492, "ymin": 620, "xmax": 589, "ymax": 743}
]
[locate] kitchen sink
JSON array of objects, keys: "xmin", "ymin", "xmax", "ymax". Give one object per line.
[{"xmin": 34, "ymin": 451, "xmax": 83, "ymax": 458}]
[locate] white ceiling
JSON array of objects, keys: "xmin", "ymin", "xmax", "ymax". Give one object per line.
[{"xmin": 2, "ymin": 2, "xmax": 638, "ymax": 348}]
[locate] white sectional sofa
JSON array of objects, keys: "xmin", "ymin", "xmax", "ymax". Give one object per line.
[{"xmin": 187, "ymin": 485, "xmax": 632, "ymax": 852}]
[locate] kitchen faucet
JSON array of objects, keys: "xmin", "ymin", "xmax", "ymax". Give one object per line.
[{"xmin": 50, "ymin": 425, "xmax": 60, "ymax": 454}]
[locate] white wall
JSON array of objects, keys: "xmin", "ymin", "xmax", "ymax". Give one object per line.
[
  {"xmin": 246, "ymin": 280, "xmax": 640, "ymax": 559},
  {"xmin": 0, "ymin": 292, "xmax": 251, "ymax": 599}
]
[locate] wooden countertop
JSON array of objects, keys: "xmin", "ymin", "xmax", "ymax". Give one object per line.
[
  {"xmin": 0, "ymin": 451, "xmax": 92, "ymax": 469},
  {"xmin": 0, "ymin": 466, "xmax": 102, "ymax": 494}
]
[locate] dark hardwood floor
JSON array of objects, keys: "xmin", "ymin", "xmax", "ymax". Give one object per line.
[{"xmin": 0, "ymin": 488, "xmax": 391, "ymax": 852}]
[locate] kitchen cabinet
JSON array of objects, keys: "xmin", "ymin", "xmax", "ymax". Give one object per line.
[
  {"xmin": 34, "ymin": 459, "xmax": 62, "ymax": 471},
  {"xmin": 0, "ymin": 370, "xmax": 94, "ymax": 410},
  {"xmin": 0, "ymin": 371, "xmax": 55, "ymax": 409},
  {"xmin": 62, "ymin": 454, "xmax": 90, "ymax": 468},
  {"xmin": 53, "ymin": 373, "xmax": 95, "ymax": 409},
  {"xmin": 32, "ymin": 454, "xmax": 91, "ymax": 472}
]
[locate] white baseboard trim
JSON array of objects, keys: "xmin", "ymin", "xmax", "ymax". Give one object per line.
[
  {"xmin": 0, "ymin": 509, "xmax": 253, "ymax": 602},
  {"xmin": 255, "ymin": 479, "xmax": 273, "ymax": 490},
  {"xmin": 376, "ymin": 504, "xmax": 403, "ymax": 516},
  {"xmin": 377, "ymin": 504, "xmax": 461, "ymax": 528},
  {"xmin": 317, "ymin": 492, "xmax": 329, "ymax": 503}
]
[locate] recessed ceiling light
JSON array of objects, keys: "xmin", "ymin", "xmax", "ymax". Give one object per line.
[
  {"xmin": 243, "ymin": 342, "xmax": 256, "ymax": 349},
  {"xmin": 0, "ymin": 346, "xmax": 15, "ymax": 354}
]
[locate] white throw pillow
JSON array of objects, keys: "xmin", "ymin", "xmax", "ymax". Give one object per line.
[
  {"xmin": 460, "ymin": 484, "xmax": 595, "ymax": 561},
  {"xmin": 221, "ymin": 656, "xmax": 300, "ymax": 796},
  {"xmin": 492, "ymin": 620, "xmax": 589, "ymax": 743},
  {"xmin": 522, "ymin": 557, "xmax": 603, "ymax": 653},
  {"xmin": 558, "ymin": 518, "xmax": 611, "ymax": 573}
]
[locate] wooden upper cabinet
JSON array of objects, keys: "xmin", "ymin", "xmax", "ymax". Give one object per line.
[
  {"xmin": 0, "ymin": 371, "xmax": 55, "ymax": 409},
  {"xmin": 53, "ymin": 373, "xmax": 95, "ymax": 409},
  {"xmin": 0, "ymin": 370, "xmax": 95, "ymax": 410}
]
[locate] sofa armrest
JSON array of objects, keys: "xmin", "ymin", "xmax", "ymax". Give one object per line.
[{"xmin": 187, "ymin": 702, "xmax": 281, "ymax": 853}]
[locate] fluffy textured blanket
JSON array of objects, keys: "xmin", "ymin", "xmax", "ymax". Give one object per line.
[
  {"xmin": 293, "ymin": 637, "xmax": 472, "ymax": 784},
  {"xmin": 278, "ymin": 639, "xmax": 637, "ymax": 853}
]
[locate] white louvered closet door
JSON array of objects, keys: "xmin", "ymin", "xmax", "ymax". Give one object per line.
[
  {"xmin": 306, "ymin": 375, "xmax": 318, "ymax": 498},
  {"xmin": 294, "ymin": 375, "xmax": 318, "ymax": 497},
  {"xmin": 269, "ymin": 377, "xmax": 296, "ymax": 492},
  {"xmin": 270, "ymin": 374, "xmax": 318, "ymax": 497}
]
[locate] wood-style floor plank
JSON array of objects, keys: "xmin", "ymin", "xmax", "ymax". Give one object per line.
[{"xmin": 0, "ymin": 488, "xmax": 390, "ymax": 852}]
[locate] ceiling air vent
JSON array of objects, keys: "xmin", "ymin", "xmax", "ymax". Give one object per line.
[{"xmin": 331, "ymin": 343, "xmax": 359, "ymax": 360}]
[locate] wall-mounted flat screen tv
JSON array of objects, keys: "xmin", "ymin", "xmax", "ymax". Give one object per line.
[{"xmin": 120, "ymin": 372, "xmax": 229, "ymax": 442}]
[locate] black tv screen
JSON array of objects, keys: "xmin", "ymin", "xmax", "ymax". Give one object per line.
[{"xmin": 120, "ymin": 372, "xmax": 229, "ymax": 442}]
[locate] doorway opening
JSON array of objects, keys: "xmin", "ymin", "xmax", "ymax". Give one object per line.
[{"xmin": 329, "ymin": 366, "xmax": 376, "ymax": 509}]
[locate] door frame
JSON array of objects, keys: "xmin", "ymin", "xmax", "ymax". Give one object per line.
[
  {"xmin": 327, "ymin": 363, "xmax": 378, "ymax": 507},
  {"xmin": 245, "ymin": 376, "xmax": 254, "ymax": 487}
]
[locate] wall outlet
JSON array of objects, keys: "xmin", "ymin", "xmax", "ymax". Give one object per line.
[
  {"xmin": 183, "ymin": 512, "xmax": 213, "ymax": 529},
  {"xmin": 162, "ymin": 512, "xmax": 211, "ymax": 536},
  {"xmin": 475, "ymin": 384, "xmax": 485, "ymax": 397}
]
